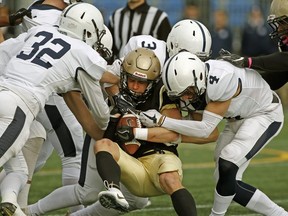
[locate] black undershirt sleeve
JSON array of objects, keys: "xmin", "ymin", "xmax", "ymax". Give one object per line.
[{"xmin": 248, "ymin": 52, "xmax": 288, "ymax": 73}]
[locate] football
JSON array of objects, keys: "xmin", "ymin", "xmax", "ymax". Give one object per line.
[{"xmin": 117, "ymin": 114, "xmax": 142, "ymax": 155}]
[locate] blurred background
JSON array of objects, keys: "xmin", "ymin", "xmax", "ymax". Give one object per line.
[{"xmin": 2, "ymin": 0, "xmax": 287, "ymax": 107}]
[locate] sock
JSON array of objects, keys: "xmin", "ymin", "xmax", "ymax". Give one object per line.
[
  {"xmin": 96, "ymin": 151, "xmax": 121, "ymax": 187},
  {"xmin": 1, "ymin": 172, "xmax": 27, "ymax": 204},
  {"xmin": 210, "ymin": 189, "xmax": 235, "ymax": 216},
  {"xmin": 171, "ymin": 188, "xmax": 197, "ymax": 216},
  {"xmin": 70, "ymin": 201, "xmax": 119, "ymax": 216},
  {"xmin": 246, "ymin": 189, "xmax": 288, "ymax": 216},
  {"xmin": 62, "ymin": 169, "xmax": 84, "ymax": 213},
  {"xmin": 27, "ymin": 185, "xmax": 80, "ymax": 214}
]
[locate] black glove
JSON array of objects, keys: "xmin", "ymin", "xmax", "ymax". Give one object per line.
[
  {"xmin": 113, "ymin": 93, "xmax": 138, "ymax": 115},
  {"xmin": 116, "ymin": 126, "xmax": 134, "ymax": 143},
  {"xmin": 217, "ymin": 49, "xmax": 245, "ymax": 68},
  {"xmin": 9, "ymin": 8, "xmax": 31, "ymax": 26}
]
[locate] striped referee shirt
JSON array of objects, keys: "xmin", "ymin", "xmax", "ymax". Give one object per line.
[{"xmin": 108, "ymin": 1, "xmax": 171, "ymax": 59}]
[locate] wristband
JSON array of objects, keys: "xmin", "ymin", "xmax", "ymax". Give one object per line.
[
  {"xmin": 134, "ymin": 128, "xmax": 148, "ymax": 141},
  {"xmin": 247, "ymin": 57, "xmax": 252, "ymax": 68}
]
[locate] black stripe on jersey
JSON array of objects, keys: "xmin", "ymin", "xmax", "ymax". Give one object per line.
[
  {"xmin": 136, "ymin": 11, "xmax": 147, "ymax": 35},
  {"xmin": 117, "ymin": 12, "xmax": 124, "ymax": 51},
  {"xmin": 245, "ymin": 121, "xmax": 282, "ymax": 160},
  {"xmin": 194, "ymin": 20, "xmax": 206, "ymax": 52},
  {"xmin": 149, "ymin": 10, "xmax": 162, "ymax": 36},
  {"xmin": 127, "ymin": 11, "xmax": 135, "ymax": 40},
  {"xmin": 78, "ymin": 134, "xmax": 91, "ymax": 186},
  {"xmin": 0, "ymin": 107, "xmax": 25, "ymax": 157},
  {"xmin": 45, "ymin": 105, "xmax": 76, "ymax": 157}
]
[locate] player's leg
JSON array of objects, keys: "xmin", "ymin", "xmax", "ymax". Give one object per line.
[
  {"xmin": 95, "ymin": 138, "xmax": 130, "ymax": 212},
  {"xmin": 211, "ymin": 102, "xmax": 284, "ymax": 216},
  {"xmin": 35, "ymin": 94, "xmax": 84, "ymax": 213},
  {"xmin": 156, "ymin": 152, "xmax": 197, "ymax": 216},
  {"xmin": 18, "ymin": 120, "xmax": 46, "ymax": 208},
  {"xmin": 26, "ymin": 136, "xmax": 104, "ymax": 215},
  {"xmin": 0, "ymin": 151, "xmax": 28, "ymax": 216}
]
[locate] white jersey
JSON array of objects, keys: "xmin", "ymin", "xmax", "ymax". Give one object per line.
[
  {"xmin": 122, "ymin": 35, "xmax": 167, "ymax": 69},
  {"xmin": 205, "ymin": 60, "xmax": 273, "ymax": 119},
  {"xmin": 161, "ymin": 60, "xmax": 280, "ymax": 138},
  {"xmin": 0, "ymin": 25, "xmax": 109, "ymax": 129},
  {"xmin": 22, "ymin": 1, "xmax": 62, "ymax": 31}
]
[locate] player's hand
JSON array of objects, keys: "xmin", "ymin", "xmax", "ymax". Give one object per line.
[
  {"xmin": 139, "ymin": 109, "xmax": 165, "ymax": 127},
  {"xmin": 9, "ymin": 8, "xmax": 31, "ymax": 26},
  {"xmin": 116, "ymin": 126, "xmax": 134, "ymax": 143},
  {"xmin": 113, "ymin": 93, "xmax": 137, "ymax": 115},
  {"xmin": 217, "ymin": 49, "xmax": 245, "ymax": 68}
]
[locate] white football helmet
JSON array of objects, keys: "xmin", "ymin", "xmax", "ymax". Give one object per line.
[
  {"xmin": 162, "ymin": 51, "xmax": 207, "ymax": 102},
  {"xmin": 268, "ymin": 0, "xmax": 288, "ymax": 50},
  {"xmin": 58, "ymin": 3, "xmax": 105, "ymax": 47},
  {"xmin": 166, "ymin": 19, "xmax": 212, "ymax": 61}
]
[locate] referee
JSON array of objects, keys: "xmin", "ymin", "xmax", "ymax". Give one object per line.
[{"xmin": 108, "ymin": 0, "xmax": 171, "ymax": 59}]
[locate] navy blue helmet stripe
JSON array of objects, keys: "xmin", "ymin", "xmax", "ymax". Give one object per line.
[{"xmin": 194, "ymin": 20, "xmax": 206, "ymax": 52}]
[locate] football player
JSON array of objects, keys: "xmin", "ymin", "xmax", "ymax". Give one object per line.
[
  {"xmin": 217, "ymin": 0, "xmax": 288, "ymax": 91},
  {"xmin": 0, "ymin": 3, "xmax": 119, "ymax": 215},
  {"xmin": 94, "ymin": 48, "xmax": 218, "ymax": 215},
  {"xmin": 0, "ymin": 0, "xmax": 87, "ymax": 214},
  {"xmin": 140, "ymin": 51, "xmax": 287, "ymax": 216}
]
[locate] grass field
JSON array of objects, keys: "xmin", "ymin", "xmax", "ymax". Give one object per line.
[{"xmin": 29, "ymin": 112, "xmax": 288, "ymax": 216}]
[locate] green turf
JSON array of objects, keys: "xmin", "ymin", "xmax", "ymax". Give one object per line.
[{"xmin": 29, "ymin": 112, "xmax": 288, "ymax": 215}]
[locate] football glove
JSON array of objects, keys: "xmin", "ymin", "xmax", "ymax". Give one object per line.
[
  {"xmin": 9, "ymin": 8, "xmax": 31, "ymax": 26},
  {"xmin": 113, "ymin": 93, "xmax": 138, "ymax": 115},
  {"xmin": 139, "ymin": 109, "xmax": 165, "ymax": 128},
  {"xmin": 217, "ymin": 49, "xmax": 245, "ymax": 68},
  {"xmin": 116, "ymin": 126, "xmax": 134, "ymax": 143}
]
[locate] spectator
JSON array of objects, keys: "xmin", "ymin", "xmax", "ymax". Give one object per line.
[
  {"xmin": 182, "ymin": 2, "xmax": 201, "ymax": 20},
  {"xmin": 108, "ymin": 0, "xmax": 171, "ymax": 59},
  {"xmin": 241, "ymin": 5, "xmax": 277, "ymax": 56},
  {"xmin": 210, "ymin": 9, "xmax": 233, "ymax": 58}
]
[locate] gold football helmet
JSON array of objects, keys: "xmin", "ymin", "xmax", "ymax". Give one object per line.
[{"xmin": 120, "ymin": 48, "xmax": 161, "ymax": 103}]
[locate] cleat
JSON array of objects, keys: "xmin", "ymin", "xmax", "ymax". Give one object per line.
[
  {"xmin": 98, "ymin": 182, "xmax": 129, "ymax": 213},
  {"xmin": 0, "ymin": 202, "xmax": 17, "ymax": 216}
]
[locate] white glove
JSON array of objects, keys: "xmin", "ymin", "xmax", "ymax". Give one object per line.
[{"xmin": 139, "ymin": 109, "xmax": 165, "ymax": 128}]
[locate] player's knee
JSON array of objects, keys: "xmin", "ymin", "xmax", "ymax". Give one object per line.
[
  {"xmin": 218, "ymin": 157, "xmax": 238, "ymax": 178},
  {"xmin": 159, "ymin": 172, "xmax": 182, "ymax": 194},
  {"xmin": 94, "ymin": 138, "xmax": 114, "ymax": 153}
]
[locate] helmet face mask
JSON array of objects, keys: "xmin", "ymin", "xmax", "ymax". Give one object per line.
[
  {"xmin": 58, "ymin": 3, "xmax": 105, "ymax": 47},
  {"xmin": 167, "ymin": 19, "xmax": 212, "ymax": 60},
  {"xmin": 268, "ymin": 0, "xmax": 288, "ymax": 50},
  {"xmin": 120, "ymin": 48, "xmax": 161, "ymax": 103},
  {"xmin": 94, "ymin": 25, "xmax": 113, "ymax": 61}
]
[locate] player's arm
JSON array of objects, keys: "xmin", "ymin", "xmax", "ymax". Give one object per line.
[
  {"xmin": 63, "ymin": 91, "xmax": 105, "ymax": 141},
  {"xmin": 135, "ymin": 109, "xmax": 219, "ymax": 144},
  {"xmin": 100, "ymin": 70, "xmax": 120, "ymax": 84},
  {"xmin": 248, "ymin": 52, "xmax": 288, "ymax": 73}
]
